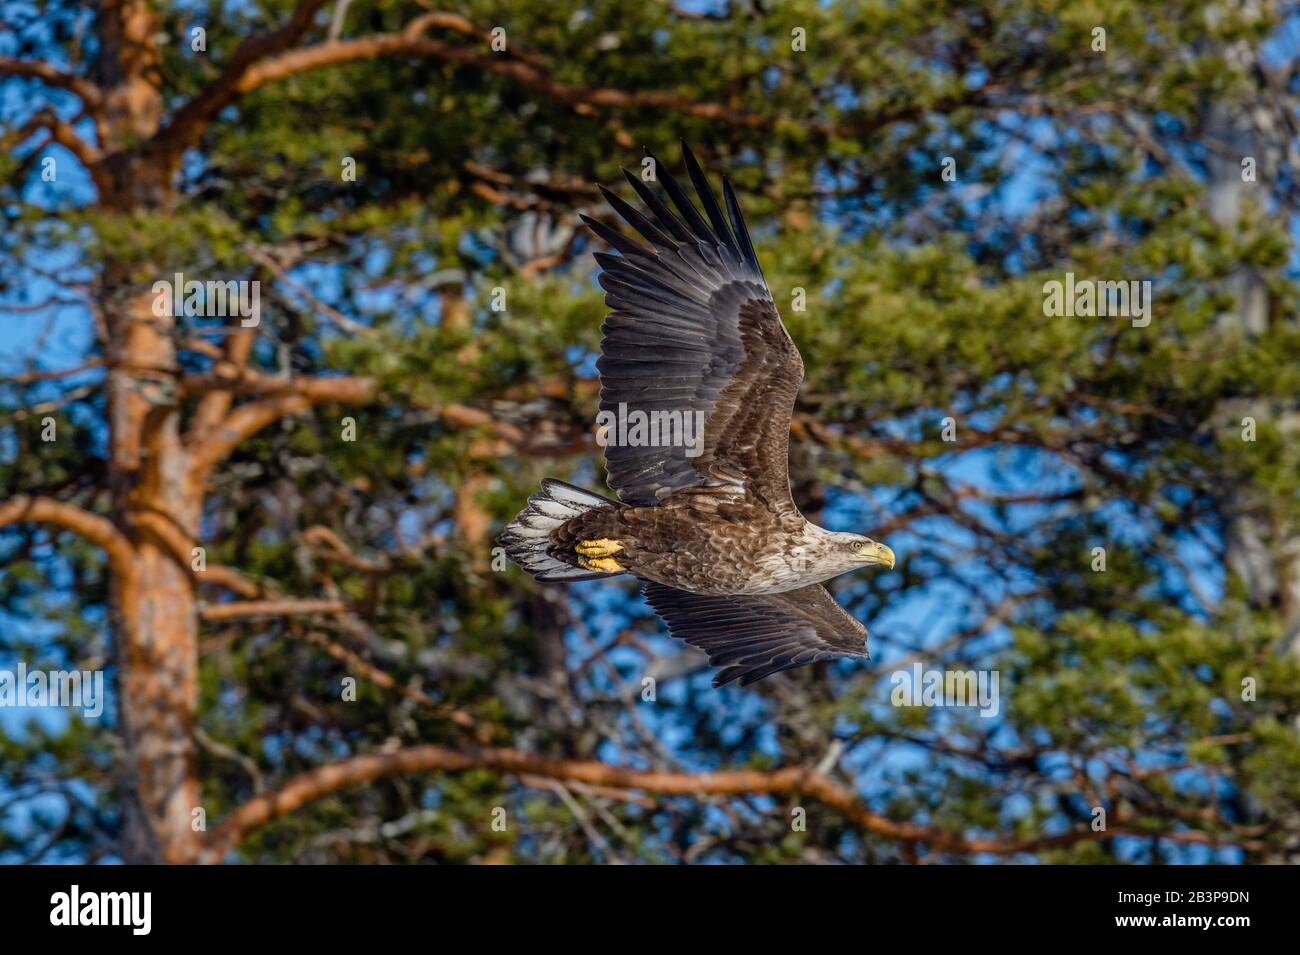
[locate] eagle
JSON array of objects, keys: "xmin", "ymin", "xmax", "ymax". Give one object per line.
[{"xmin": 499, "ymin": 143, "xmax": 895, "ymax": 687}]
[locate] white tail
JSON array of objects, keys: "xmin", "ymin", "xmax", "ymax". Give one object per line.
[{"xmin": 498, "ymin": 479, "xmax": 617, "ymax": 581}]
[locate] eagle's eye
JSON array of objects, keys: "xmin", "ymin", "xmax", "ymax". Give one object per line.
[{"xmin": 850, "ymin": 540, "xmax": 864, "ymax": 551}]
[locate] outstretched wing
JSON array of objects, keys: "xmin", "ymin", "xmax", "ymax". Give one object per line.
[
  {"xmin": 643, "ymin": 582, "xmax": 868, "ymax": 688},
  {"xmin": 583, "ymin": 143, "xmax": 803, "ymax": 518}
]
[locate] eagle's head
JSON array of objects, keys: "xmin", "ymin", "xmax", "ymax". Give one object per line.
[
  {"xmin": 800, "ymin": 527, "xmax": 896, "ymax": 581},
  {"xmin": 837, "ymin": 533, "xmax": 896, "ymax": 570}
]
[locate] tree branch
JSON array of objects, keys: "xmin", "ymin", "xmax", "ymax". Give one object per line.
[
  {"xmin": 181, "ymin": 368, "xmax": 372, "ymax": 401},
  {"xmin": 0, "ymin": 495, "xmax": 134, "ymax": 578},
  {"xmin": 202, "ymin": 743, "xmax": 1176, "ymax": 861},
  {"xmin": 327, "ymin": 0, "xmax": 353, "ymax": 41},
  {"xmin": 300, "ymin": 629, "xmax": 476, "ymax": 729},
  {"xmin": 127, "ymin": 507, "xmax": 268, "ymax": 601},
  {"xmin": 187, "ymin": 327, "xmax": 255, "ymax": 443},
  {"xmin": 156, "ymin": 10, "xmax": 940, "ymax": 149},
  {"xmin": 235, "ymin": 29, "xmax": 779, "ymax": 130},
  {"xmin": 158, "ymin": 0, "xmax": 330, "ymax": 150},
  {"xmin": 0, "ymin": 360, "xmax": 103, "ymax": 385},
  {"xmin": 0, "ymin": 57, "xmax": 104, "ymax": 108},
  {"xmin": 186, "ymin": 393, "xmax": 303, "ymax": 479},
  {"xmin": 196, "ymin": 564, "xmax": 265, "ymax": 599},
  {"xmin": 199, "ymin": 598, "xmax": 350, "ymax": 622},
  {"xmin": 2, "ymin": 107, "xmax": 102, "ymax": 173},
  {"xmin": 250, "ymin": 249, "xmax": 374, "ymax": 336},
  {"xmin": 185, "ymin": 374, "xmax": 372, "ymax": 481}
]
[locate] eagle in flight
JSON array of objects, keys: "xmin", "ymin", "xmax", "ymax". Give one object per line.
[{"xmin": 500, "ymin": 143, "xmax": 895, "ymax": 687}]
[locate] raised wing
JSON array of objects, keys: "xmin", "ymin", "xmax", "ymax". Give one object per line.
[
  {"xmin": 583, "ymin": 143, "xmax": 803, "ymax": 517},
  {"xmin": 643, "ymin": 582, "xmax": 868, "ymax": 687}
]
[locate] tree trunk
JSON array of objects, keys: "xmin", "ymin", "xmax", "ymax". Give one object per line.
[
  {"xmin": 112, "ymin": 531, "xmax": 202, "ymax": 863},
  {"xmin": 89, "ymin": 0, "xmax": 206, "ymax": 864},
  {"xmin": 1204, "ymin": 93, "xmax": 1300, "ymax": 651},
  {"xmin": 106, "ymin": 280, "xmax": 203, "ymax": 863}
]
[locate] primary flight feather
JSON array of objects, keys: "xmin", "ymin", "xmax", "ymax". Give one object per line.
[{"xmin": 499, "ymin": 143, "xmax": 895, "ymax": 687}]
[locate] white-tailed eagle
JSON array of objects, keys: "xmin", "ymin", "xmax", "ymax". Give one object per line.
[{"xmin": 500, "ymin": 143, "xmax": 894, "ymax": 687}]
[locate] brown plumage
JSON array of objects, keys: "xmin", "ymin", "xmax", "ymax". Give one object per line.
[{"xmin": 499, "ymin": 144, "xmax": 894, "ymax": 687}]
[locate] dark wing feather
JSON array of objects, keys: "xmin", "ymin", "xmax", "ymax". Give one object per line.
[
  {"xmin": 643, "ymin": 582, "xmax": 868, "ymax": 687},
  {"xmin": 585, "ymin": 143, "xmax": 803, "ymax": 516}
]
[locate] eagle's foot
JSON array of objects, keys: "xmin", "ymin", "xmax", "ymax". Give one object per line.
[
  {"xmin": 577, "ymin": 555, "xmax": 624, "ymax": 574},
  {"xmin": 576, "ymin": 538, "xmax": 624, "ymax": 558}
]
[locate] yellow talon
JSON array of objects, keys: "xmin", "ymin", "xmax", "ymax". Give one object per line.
[
  {"xmin": 576, "ymin": 538, "xmax": 624, "ymax": 558},
  {"xmin": 578, "ymin": 556, "xmax": 624, "ymax": 574}
]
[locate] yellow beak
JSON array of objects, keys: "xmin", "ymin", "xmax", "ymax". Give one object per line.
[{"xmin": 862, "ymin": 542, "xmax": 895, "ymax": 569}]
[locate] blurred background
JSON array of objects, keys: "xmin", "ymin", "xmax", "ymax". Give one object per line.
[{"xmin": 2, "ymin": 0, "xmax": 1300, "ymax": 864}]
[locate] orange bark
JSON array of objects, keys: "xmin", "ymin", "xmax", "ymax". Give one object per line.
[{"xmin": 201, "ymin": 744, "xmax": 1271, "ymax": 862}]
